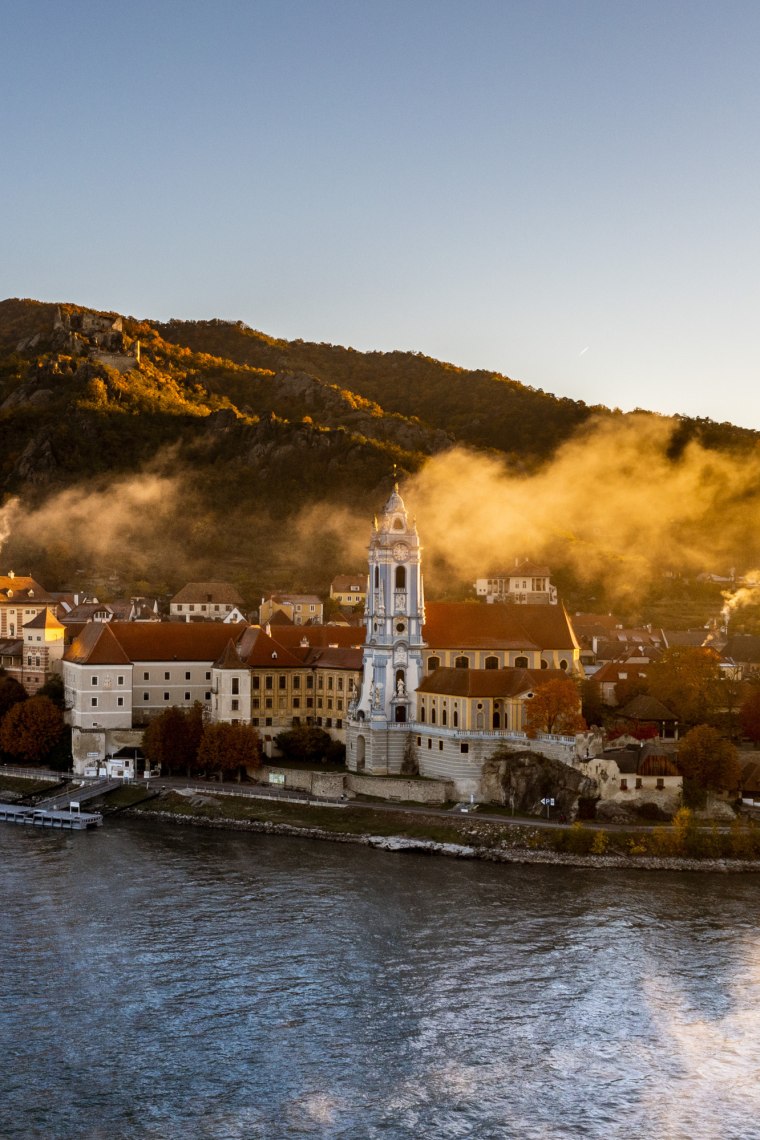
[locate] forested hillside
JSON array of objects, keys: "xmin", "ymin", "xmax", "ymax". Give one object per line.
[{"xmin": 1, "ymin": 297, "xmax": 758, "ymax": 614}]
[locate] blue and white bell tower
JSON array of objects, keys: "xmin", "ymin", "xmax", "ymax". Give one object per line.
[{"xmin": 347, "ymin": 484, "xmax": 426, "ymax": 774}]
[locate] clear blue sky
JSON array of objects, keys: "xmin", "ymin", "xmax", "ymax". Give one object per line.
[{"xmin": 3, "ymin": 1, "xmax": 759, "ymax": 427}]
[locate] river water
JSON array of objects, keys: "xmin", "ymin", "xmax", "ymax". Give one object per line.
[{"xmin": 2, "ymin": 819, "xmax": 760, "ymax": 1140}]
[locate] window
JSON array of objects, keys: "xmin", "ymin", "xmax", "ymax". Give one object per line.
[
  {"xmin": 91, "ymin": 697, "xmax": 98, "ymax": 707},
  {"xmin": 560, "ymin": 660, "xmax": 568, "ymax": 671},
  {"xmin": 185, "ymin": 672, "xmax": 191, "ymax": 681},
  {"xmin": 427, "ymin": 739, "xmax": 432, "ymax": 749},
  {"xmin": 420, "ymin": 706, "xmax": 426, "ymax": 722},
  {"xmin": 337, "ymin": 678, "xmax": 343, "ymax": 691},
  {"xmin": 431, "ymin": 707, "xmax": 436, "ymax": 724},
  {"xmin": 620, "ymin": 778, "xmax": 628, "ymax": 791},
  {"xmin": 253, "ymin": 698, "xmax": 260, "ymax": 709},
  {"xmin": 252, "ymin": 717, "xmax": 259, "ymax": 726},
  {"xmin": 117, "ymin": 697, "xmax": 124, "ymax": 707},
  {"xmin": 395, "ymin": 566, "xmax": 406, "ymax": 589},
  {"xmin": 318, "ymin": 676, "xmax": 324, "ymax": 690},
  {"xmin": 306, "ymin": 697, "xmax": 314, "ymax": 709},
  {"xmin": 293, "ymin": 697, "xmax": 300, "ymax": 709},
  {"xmin": 117, "ymin": 676, "xmax": 124, "ymax": 686},
  {"xmin": 265, "ymin": 717, "xmax": 272, "ymax": 727},
  {"xmin": 164, "ymin": 671, "xmax": 170, "ymax": 681},
  {"xmin": 485, "ymin": 656, "xmax": 499, "ymax": 670},
  {"xmin": 336, "ymin": 719, "xmax": 342, "ymax": 729},
  {"xmin": 428, "ymin": 656, "xmax": 440, "ymax": 672},
  {"xmin": 205, "ymin": 671, "xmax": 211, "ymax": 681},
  {"xmin": 231, "ymin": 699, "xmax": 239, "ymax": 711},
  {"xmin": 635, "ymin": 778, "xmax": 643, "ymax": 790},
  {"xmin": 417, "ymin": 736, "xmax": 422, "ymax": 746},
  {"xmin": 265, "ymin": 698, "xmax": 273, "ymax": 709},
  {"xmin": 205, "ymin": 692, "xmax": 211, "ymax": 701},
  {"xmin": 327, "ymin": 676, "xmax": 333, "ymax": 690},
  {"xmin": 184, "ymin": 692, "xmax": 190, "ymax": 701},
  {"xmin": 455, "ymin": 656, "xmax": 469, "ymax": 669},
  {"xmin": 460, "ymin": 743, "xmax": 469, "ymax": 754},
  {"xmin": 306, "ymin": 676, "xmax": 314, "ymax": 689},
  {"xmin": 143, "ymin": 693, "xmax": 149, "ymax": 701},
  {"xmin": 144, "ymin": 672, "xmax": 151, "ymax": 682},
  {"xmin": 453, "ymin": 710, "xmax": 459, "ymax": 727},
  {"xmin": 514, "ymin": 656, "xmax": 529, "ymax": 669},
  {"xmin": 232, "ymin": 677, "xmax": 239, "ymax": 695},
  {"xmin": 293, "ymin": 676, "xmax": 300, "ymax": 690},
  {"xmin": 279, "ymin": 675, "xmax": 286, "ymax": 690},
  {"xmin": 91, "ymin": 676, "xmax": 98, "ymax": 686},
  {"xmin": 164, "ymin": 692, "xmax": 170, "ymax": 701},
  {"xmin": 265, "ymin": 675, "xmax": 273, "ymax": 689},
  {"xmin": 439, "ymin": 740, "xmax": 443, "ymax": 750},
  {"xmin": 253, "ymin": 676, "xmax": 260, "ymax": 690},
  {"xmin": 656, "ymin": 778, "xmax": 665, "ymax": 790}
]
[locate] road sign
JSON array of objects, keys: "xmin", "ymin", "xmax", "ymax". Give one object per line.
[{"xmin": 540, "ymin": 797, "xmax": 555, "ymax": 806}]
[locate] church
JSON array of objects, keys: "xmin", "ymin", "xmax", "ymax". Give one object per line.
[{"xmin": 345, "ymin": 485, "xmax": 582, "ymax": 799}]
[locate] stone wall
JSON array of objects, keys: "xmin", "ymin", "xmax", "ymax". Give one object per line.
[
  {"xmin": 347, "ymin": 772, "xmax": 453, "ymax": 804},
  {"xmin": 257, "ymin": 765, "xmax": 346, "ymax": 798}
]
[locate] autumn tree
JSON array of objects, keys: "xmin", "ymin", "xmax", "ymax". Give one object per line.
[
  {"xmin": 196, "ymin": 722, "xmax": 261, "ymax": 781},
  {"xmin": 644, "ymin": 647, "xmax": 723, "ymax": 728},
  {"xmin": 142, "ymin": 704, "xmax": 204, "ymax": 776},
  {"xmin": 677, "ymin": 724, "xmax": 740, "ymax": 806},
  {"xmin": 526, "ymin": 677, "xmax": 586, "ymax": 738},
  {"xmin": 0, "ymin": 695, "xmax": 65, "ymax": 766}
]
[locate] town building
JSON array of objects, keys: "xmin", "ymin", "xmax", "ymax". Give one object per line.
[
  {"xmin": 329, "ymin": 575, "xmax": 366, "ymax": 607},
  {"xmin": 0, "ymin": 573, "xmax": 56, "ymax": 639},
  {"xmin": 170, "ymin": 581, "xmax": 244, "ymax": 622},
  {"xmin": 474, "ymin": 561, "xmax": 558, "ymax": 605},
  {"xmin": 259, "ymin": 593, "xmax": 324, "ymax": 626}
]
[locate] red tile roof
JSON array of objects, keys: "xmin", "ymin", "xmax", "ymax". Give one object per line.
[
  {"xmin": 422, "ymin": 602, "xmax": 578, "ymax": 652},
  {"xmin": 417, "ymin": 666, "xmax": 567, "ymax": 698}
]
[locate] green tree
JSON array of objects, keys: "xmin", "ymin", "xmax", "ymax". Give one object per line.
[
  {"xmin": 526, "ymin": 677, "xmax": 585, "ymax": 737},
  {"xmin": 0, "ymin": 674, "xmax": 27, "ymax": 721},
  {"xmin": 37, "ymin": 674, "xmax": 65, "ymax": 709},
  {"xmin": 197, "ymin": 722, "xmax": 261, "ymax": 780},
  {"xmin": 0, "ymin": 695, "xmax": 65, "ymax": 765},
  {"xmin": 274, "ymin": 725, "xmax": 333, "ymax": 764},
  {"xmin": 677, "ymin": 724, "xmax": 740, "ymax": 806}
]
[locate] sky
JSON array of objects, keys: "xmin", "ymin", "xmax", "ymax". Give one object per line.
[{"xmin": 2, "ymin": 1, "xmax": 760, "ymax": 428}]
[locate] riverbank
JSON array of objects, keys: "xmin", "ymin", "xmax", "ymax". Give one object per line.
[{"xmin": 124, "ymin": 789, "xmax": 760, "ymax": 873}]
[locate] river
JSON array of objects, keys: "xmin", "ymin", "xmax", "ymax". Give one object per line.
[{"xmin": 2, "ymin": 818, "xmax": 760, "ymax": 1139}]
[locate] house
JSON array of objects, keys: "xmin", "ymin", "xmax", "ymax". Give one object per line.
[
  {"xmin": 0, "ymin": 573, "xmax": 56, "ymax": 639},
  {"xmin": 170, "ymin": 581, "xmax": 244, "ymax": 622},
  {"xmin": 259, "ymin": 593, "xmax": 323, "ymax": 627},
  {"xmin": 422, "ymin": 602, "xmax": 580, "ymax": 675},
  {"xmin": 474, "ymin": 561, "xmax": 558, "ymax": 605},
  {"xmin": 329, "ymin": 576, "xmax": 366, "ymax": 607},
  {"xmin": 722, "ymin": 635, "xmax": 760, "ymax": 680}
]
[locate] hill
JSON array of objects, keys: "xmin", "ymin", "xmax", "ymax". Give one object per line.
[{"xmin": 0, "ymin": 297, "xmax": 758, "ymax": 616}]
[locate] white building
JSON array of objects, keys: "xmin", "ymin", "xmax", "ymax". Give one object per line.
[{"xmin": 474, "ymin": 561, "xmax": 558, "ymax": 605}]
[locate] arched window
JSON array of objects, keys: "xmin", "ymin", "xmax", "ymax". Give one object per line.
[
  {"xmin": 393, "ymin": 518, "xmax": 404, "ymax": 530},
  {"xmin": 540, "ymin": 660, "xmax": 548, "ymax": 670},
  {"xmin": 420, "ymin": 705, "xmax": 426, "ymax": 722},
  {"xmin": 395, "ymin": 566, "xmax": 406, "ymax": 589},
  {"xmin": 485, "ymin": 655, "xmax": 499, "ymax": 670},
  {"xmin": 455, "ymin": 655, "xmax": 469, "ymax": 669},
  {"xmin": 493, "ymin": 711, "xmax": 501, "ymax": 729},
  {"xmin": 427, "ymin": 656, "xmax": 440, "ymax": 672},
  {"xmin": 442, "ymin": 708, "xmax": 447, "ymax": 726},
  {"xmin": 453, "ymin": 709, "xmax": 459, "ymax": 727},
  {"xmin": 431, "ymin": 706, "xmax": 436, "ymax": 724},
  {"xmin": 374, "ymin": 566, "xmax": 379, "ymax": 587},
  {"xmin": 515, "ymin": 655, "xmax": 529, "ymax": 668},
  {"xmin": 560, "ymin": 659, "xmax": 568, "ymax": 671}
]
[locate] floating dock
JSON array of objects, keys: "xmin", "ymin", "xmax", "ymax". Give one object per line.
[{"xmin": 0, "ymin": 803, "xmax": 103, "ymax": 830}]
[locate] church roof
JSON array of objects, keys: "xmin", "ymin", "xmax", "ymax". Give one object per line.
[
  {"xmin": 417, "ymin": 666, "xmax": 566, "ymax": 699},
  {"xmin": 422, "ymin": 602, "xmax": 578, "ymax": 652}
]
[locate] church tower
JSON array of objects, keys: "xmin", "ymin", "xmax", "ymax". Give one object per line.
[{"xmin": 346, "ymin": 484, "xmax": 426, "ymax": 774}]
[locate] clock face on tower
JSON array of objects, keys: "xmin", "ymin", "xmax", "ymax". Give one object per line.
[{"xmin": 392, "ymin": 541, "xmax": 409, "ymax": 561}]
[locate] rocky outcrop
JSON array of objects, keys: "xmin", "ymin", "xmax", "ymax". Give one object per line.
[{"xmin": 481, "ymin": 748, "xmax": 598, "ymax": 820}]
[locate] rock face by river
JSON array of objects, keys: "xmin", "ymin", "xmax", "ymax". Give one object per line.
[{"xmin": 480, "ymin": 748, "xmax": 598, "ymax": 819}]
